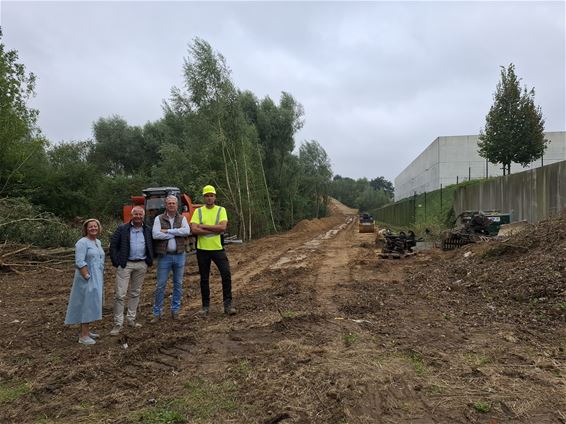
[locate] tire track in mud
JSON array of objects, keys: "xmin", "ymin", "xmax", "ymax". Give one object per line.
[{"xmin": 97, "ymin": 213, "xmax": 360, "ymax": 404}]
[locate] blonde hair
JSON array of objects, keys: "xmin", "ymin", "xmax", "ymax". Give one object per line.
[{"xmin": 82, "ymin": 218, "xmax": 102, "ymax": 237}]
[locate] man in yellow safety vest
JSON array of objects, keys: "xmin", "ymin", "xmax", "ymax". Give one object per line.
[{"xmin": 189, "ymin": 185, "xmax": 236, "ymax": 316}]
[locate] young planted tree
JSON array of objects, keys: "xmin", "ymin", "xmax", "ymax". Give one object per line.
[{"xmin": 478, "ymin": 63, "xmax": 548, "ymax": 175}]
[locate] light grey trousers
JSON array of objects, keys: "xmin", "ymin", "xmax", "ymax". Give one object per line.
[{"xmin": 113, "ymin": 261, "xmax": 147, "ymax": 326}]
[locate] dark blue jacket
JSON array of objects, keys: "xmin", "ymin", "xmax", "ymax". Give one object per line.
[{"xmin": 109, "ymin": 221, "xmax": 154, "ymax": 268}]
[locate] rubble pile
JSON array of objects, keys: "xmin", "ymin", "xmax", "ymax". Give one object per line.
[{"xmin": 408, "ymin": 211, "xmax": 566, "ymax": 326}]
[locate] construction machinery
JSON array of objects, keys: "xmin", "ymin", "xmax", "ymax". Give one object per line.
[
  {"xmin": 123, "ymin": 187, "xmax": 201, "ymax": 225},
  {"xmin": 123, "ymin": 187, "xmax": 201, "ymax": 251},
  {"xmin": 378, "ymin": 230, "xmax": 417, "ymax": 258},
  {"xmin": 359, "ymin": 213, "xmax": 376, "ymax": 233},
  {"xmin": 441, "ymin": 210, "xmax": 511, "ymax": 250}
]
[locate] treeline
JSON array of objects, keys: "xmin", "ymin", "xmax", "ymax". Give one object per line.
[
  {"xmin": 329, "ymin": 175, "xmax": 393, "ymax": 214},
  {"xmin": 1, "ymin": 34, "xmax": 334, "ymax": 241}
]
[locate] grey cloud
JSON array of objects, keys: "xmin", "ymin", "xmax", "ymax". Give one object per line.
[{"xmin": 2, "ymin": 1, "xmax": 564, "ymax": 181}]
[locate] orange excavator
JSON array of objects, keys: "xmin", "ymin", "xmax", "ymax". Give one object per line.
[
  {"xmin": 123, "ymin": 186, "xmax": 201, "ymax": 226},
  {"xmin": 123, "ymin": 187, "xmax": 202, "ymax": 252}
]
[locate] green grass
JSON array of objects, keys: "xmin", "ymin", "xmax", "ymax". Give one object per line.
[
  {"xmin": 558, "ymin": 302, "xmax": 566, "ymax": 311},
  {"xmin": 234, "ymin": 360, "xmax": 252, "ymax": 378},
  {"xmin": 425, "ymin": 384, "xmax": 445, "ymax": 395},
  {"xmin": 0, "ymin": 381, "xmax": 31, "ymax": 403},
  {"xmin": 464, "ymin": 353, "xmax": 491, "ymax": 367},
  {"xmin": 406, "ymin": 351, "xmax": 426, "ymax": 376},
  {"xmin": 343, "ymin": 333, "xmax": 358, "ymax": 347},
  {"xmin": 473, "ymin": 400, "xmax": 491, "ymax": 413},
  {"xmin": 183, "ymin": 378, "xmax": 237, "ymax": 419},
  {"xmin": 281, "ymin": 310, "xmax": 297, "ymax": 318},
  {"xmin": 135, "ymin": 378, "xmax": 238, "ymax": 423},
  {"xmin": 137, "ymin": 400, "xmax": 186, "ymax": 424}
]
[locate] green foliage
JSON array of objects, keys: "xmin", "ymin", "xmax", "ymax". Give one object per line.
[
  {"xmin": 1, "ymin": 35, "xmax": 333, "ymax": 244},
  {"xmin": 478, "ymin": 64, "xmax": 548, "ymax": 175},
  {"xmin": 369, "ymin": 176, "xmax": 394, "ymax": 197},
  {"xmin": 298, "ymin": 140, "xmax": 332, "ymax": 218},
  {"xmin": 31, "ymin": 141, "xmax": 101, "ymax": 219},
  {"xmin": 0, "ymin": 28, "xmax": 48, "ymax": 199},
  {"xmin": 91, "ymin": 115, "xmax": 160, "ymax": 176},
  {"xmin": 0, "ymin": 197, "xmax": 79, "ymax": 247},
  {"xmin": 0, "ymin": 380, "xmax": 31, "ymax": 403},
  {"xmin": 330, "ymin": 175, "xmax": 393, "ymax": 214}
]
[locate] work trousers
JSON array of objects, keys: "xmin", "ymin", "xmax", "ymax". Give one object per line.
[
  {"xmin": 113, "ymin": 260, "xmax": 148, "ymax": 326},
  {"xmin": 153, "ymin": 253, "xmax": 186, "ymax": 316},
  {"xmin": 196, "ymin": 249, "xmax": 232, "ymax": 308}
]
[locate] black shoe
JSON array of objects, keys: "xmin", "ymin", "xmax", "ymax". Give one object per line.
[
  {"xmin": 171, "ymin": 312, "xmax": 180, "ymax": 320},
  {"xmin": 224, "ymin": 306, "xmax": 236, "ymax": 316}
]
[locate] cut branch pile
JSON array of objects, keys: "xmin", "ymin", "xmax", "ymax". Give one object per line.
[{"xmin": 0, "ymin": 242, "xmax": 74, "ymax": 274}]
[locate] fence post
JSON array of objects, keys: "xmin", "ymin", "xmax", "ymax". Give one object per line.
[
  {"xmin": 424, "ymin": 191, "xmax": 427, "ymax": 221},
  {"xmin": 440, "ymin": 184, "xmax": 443, "ymax": 215},
  {"xmin": 413, "ymin": 191, "xmax": 417, "ymax": 225}
]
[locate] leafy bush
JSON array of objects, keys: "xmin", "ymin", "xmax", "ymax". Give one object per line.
[{"xmin": 0, "ymin": 197, "xmax": 79, "ymax": 247}]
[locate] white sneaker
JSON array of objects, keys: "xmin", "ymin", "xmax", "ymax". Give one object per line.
[
  {"xmin": 89, "ymin": 331, "xmax": 100, "ymax": 339},
  {"xmin": 110, "ymin": 325, "xmax": 122, "ymax": 336},
  {"xmin": 78, "ymin": 336, "xmax": 96, "ymax": 345}
]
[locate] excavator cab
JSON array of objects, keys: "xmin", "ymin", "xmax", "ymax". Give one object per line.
[
  {"xmin": 123, "ymin": 186, "xmax": 200, "ymax": 226},
  {"xmin": 142, "ymin": 187, "xmax": 182, "ymax": 225}
]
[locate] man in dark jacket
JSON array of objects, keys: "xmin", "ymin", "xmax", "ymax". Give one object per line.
[{"xmin": 109, "ymin": 206, "xmax": 154, "ymax": 335}]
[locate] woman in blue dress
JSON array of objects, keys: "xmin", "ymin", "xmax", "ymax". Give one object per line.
[{"xmin": 64, "ymin": 218, "xmax": 105, "ymax": 345}]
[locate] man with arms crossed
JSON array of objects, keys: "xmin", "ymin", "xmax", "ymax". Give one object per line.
[
  {"xmin": 152, "ymin": 195, "xmax": 191, "ymax": 321},
  {"xmin": 190, "ymin": 185, "xmax": 236, "ymax": 316}
]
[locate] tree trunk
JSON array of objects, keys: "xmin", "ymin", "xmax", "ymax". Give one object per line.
[
  {"xmin": 241, "ymin": 137, "xmax": 252, "ymax": 240},
  {"xmin": 257, "ymin": 142, "xmax": 277, "ymax": 233}
]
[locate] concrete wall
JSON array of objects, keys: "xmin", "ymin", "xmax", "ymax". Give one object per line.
[
  {"xmin": 453, "ymin": 160, "xmax": 566, "ymax": 223},
  {"xmin": 395, "ymin": 131, "xmax": 566, "ymax": 201},
  {"xmin": 394, "ymin": 138, "xmax": 440, "ymax": 201}
]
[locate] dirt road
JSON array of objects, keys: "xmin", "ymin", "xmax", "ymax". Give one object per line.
[{"xmin": 1, "ymin": 200, "xmax": 564, "ymax": 423}]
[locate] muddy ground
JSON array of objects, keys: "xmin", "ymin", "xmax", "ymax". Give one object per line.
[{"xmin": 1, "ymin": 200, "xmax": 565, "ymax": 423}]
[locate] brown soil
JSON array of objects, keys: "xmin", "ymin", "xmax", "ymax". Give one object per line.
[{"xmin": 1, "ymin": 200, "xmax": 565, "ymax": 423}]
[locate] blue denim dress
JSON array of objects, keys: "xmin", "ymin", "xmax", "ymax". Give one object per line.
[{"xmin": 64, "ymin": 237, "xmax": 105, "ymax": 324}]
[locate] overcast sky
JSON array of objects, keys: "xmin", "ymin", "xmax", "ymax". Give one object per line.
[{"xmin": 2, "ymin": 1, "xmax": 565, "ymax": 182}]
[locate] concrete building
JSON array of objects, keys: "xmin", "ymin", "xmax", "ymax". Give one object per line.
[{"xmin": 394, "ymin": 131, "xmax": 566, "ymax": 201}]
